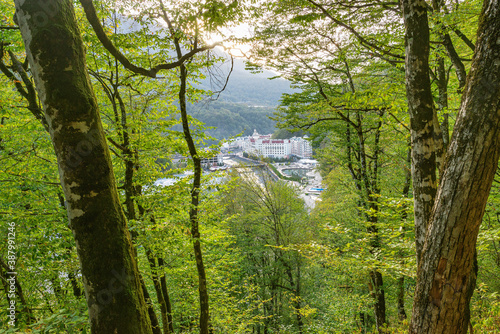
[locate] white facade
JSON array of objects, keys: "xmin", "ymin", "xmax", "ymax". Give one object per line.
[
  {"xmin": 230, "ymin": 130, "xmax": 312, "ymax": 158},
  {"xmin": 290, "ymin": 135, "xmax": 313, "ymax": 158},
  {"xmin": 201, "ymin": 152, "xmax": 224, "ymax": 166}
]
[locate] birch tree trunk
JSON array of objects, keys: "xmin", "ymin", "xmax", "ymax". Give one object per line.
[
  {"xmin": 13, "ymin": 0, "xmax": 153, "ymax": 332},
  {"xmin": 404, "ymin": 0, "xmax": 500, "ymax": 332}
]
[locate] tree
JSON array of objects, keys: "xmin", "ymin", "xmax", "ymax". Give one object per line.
[
  {"xmin": 78, "ymin": 0, "xmax": 238, "ymax": 330},
  {"xmin": 403, "ymin": 0, "xmax": 500, "ymax": 333},
  {"xmin": 13, "ymin": 0, "xmax": 153, "ymax": 332},
  {"xmin": 245, "ymin": 1, "xmax": 411, "ymax": 330},
  {"xmin": 224, "ymin": 172, "xmax": 311, "ymax": 333},
  {"xmin": 245, "ymin": 0, "xmax": 500, "ymax": 331}
]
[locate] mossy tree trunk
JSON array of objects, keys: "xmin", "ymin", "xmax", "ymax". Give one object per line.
[{"xmin": 13, "ymin": 0, "xmax": 153, "ymax": 332}]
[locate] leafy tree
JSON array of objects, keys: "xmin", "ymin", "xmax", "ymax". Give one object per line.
[
  {"xmin": 243, "ymin": 1, "xmax": 500, "ymax": 333},
  {"xmin": 224, "ymin": 172, "xmax": 312, "ymax": 333},
  {"xmin": 244, "ymin": 1, "xmax": 413, "ymax": 330}
]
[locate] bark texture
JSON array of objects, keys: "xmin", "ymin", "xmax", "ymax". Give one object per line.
[
  {"xmin": 409, "ymin": 0, "xmax": 500, "ymax": 332},
  {"xmin": 14, "ymin": 1, "xmax": 152, "ymax": 332},
  {"xmin": 401, "ymin": 0, "xmax": 438, "ymax": 265}
]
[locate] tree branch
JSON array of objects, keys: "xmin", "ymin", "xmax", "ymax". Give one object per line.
[
  {"xmin": 451, "ymin": 27, "xmax": 475, "ymax": 51},
  {"xmin": 79, "ymin": 0, "xmax": 220, "ymax": 78},
  {"xmin": 306, "ymin": 0, "xmax": 404, "ymax": 60},
  {"xmin": 443, "ymin": 32, "xmax": 467, "ymax": 89}
]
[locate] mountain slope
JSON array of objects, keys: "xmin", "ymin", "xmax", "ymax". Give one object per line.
[
  {"xmin": 198, "ymin": 55, "xmax": 293, "ymax": 107},
  {"xmin": 188, "ymin": 52, "xmax": 293, "ymax": 140}
]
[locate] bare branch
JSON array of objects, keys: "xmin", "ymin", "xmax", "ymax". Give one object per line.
[
  {"xmin": 79, "ymin": 0, "xmax": 220, "ymax": 78},
  {"xmin": 305, "ymin": 0, "xmax": 404, "ymax": 60}
]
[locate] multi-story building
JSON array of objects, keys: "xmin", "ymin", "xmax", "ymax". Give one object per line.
[
  {"xmin": 230, "ymin": 130, "xmax": 312, "ymax": 158},
  {"xmin": 290, "ymin": 135, "xmax": 313, "ymax": 158},
  {"xmin": 201, "ymin": 151, "xmax": 224, "ymax": 166}
]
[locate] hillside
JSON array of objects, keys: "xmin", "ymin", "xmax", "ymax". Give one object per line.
[
  {"xmin": 186, "ymin": 52, "xmax": 293, "ymax": 140},
  {"xmin": 187, "ymin": 101, "xmax": 276, "ymax": 140},
  {"xmin": 197, "ymin": 55, "xmax": 294, "ymax": 107}
]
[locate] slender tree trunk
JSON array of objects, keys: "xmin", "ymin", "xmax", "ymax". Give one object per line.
[
  {"xmin": 159, "ymin": 5, "xmax": 210, "ymax": 330},
  {"xmin": 179, "ymin": 63, "xmax": 210, "ymax": 334},
  {"xmin": 396, "ymin": 276, "xmax": 407, "ymax": 321},
  {"xmin": 113, "ymin": 81, "xmax": 161, "ymax": 334},
  {"xmin": 295, "ymin": 263, "xmax": 303, "ymax": 334},
  {"xmin": 147, "ymin": 252, "xmax": 171, "ymax": 334},
  {"xmin": 0, "ymin": 257, "xmax": 34, "ymax": 324},
  {"xmin": 432, "ymin": 0, "xmax": 453, "ymax": 157},
  {"xmin": 345, "ymin": 113, "xmax": 386, "ymax": 330},
  {"xmin": 368, "ymin": 269, "xmax": 386, "ymax": 332},
  {"xmin": 51, "ymin": 274, "xmax": 64, "ymax": 304},
  {"xmin": 68, "ymin": 271, "xmax": 83, "ymax": 298},
  {"xmin": 359, "ymin": 118, "xmax": 386, "ymax": 332},
  {"xmin": 140, "ymin": 275, "xmax": 162, "ymax": 334},
  {"xmin": 397, "ymin": 144, "xmax": 412, "ymax": 322},
  {"xmin": 443, "ymin": 33, "xmax": 467, "ymax": 91},
  {"xmin": 408, "ymin": 0, "xmax": 500, "ymax": 333},
  {"xmin": 158, "ymin": 257, "xmax": 174, "ymax": 334},
  {"xmin": 435, "ymin": 56, "xmax": 449, "ymax": 150},
  {"xmin": 117, "ymin": 83, "xmax": 163, "ymax": 334},
  {"xmin": 13, "ymin": 1, "xmax": 152, "ymax": 332}
]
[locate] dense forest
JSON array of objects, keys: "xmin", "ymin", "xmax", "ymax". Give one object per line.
[
  {"xmin": 0, "ymin": 0, "xmax": 499, "ymax": 334},
  {"xmin": 183, "ymin": 56, "xmax": 291, "ymax": 140},
  {"xmin": 185, "ymin": 101, "xmax": 276, "ymax": 140}
]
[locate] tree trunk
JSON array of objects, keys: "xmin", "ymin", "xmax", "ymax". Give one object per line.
[
  {"xmin": 397, "ymin": 145, "xmax": 411, "ymax": 322},
  {"xmin": 179, "ymin": 62, "xmax": 210, "ymax": 334},
  {"xmin": 68, "ymin": 271, "xmax": 83, "ymax": 298},
  {"xmin": 147, "ymin": 252, "xmax": 171, "ymax": 334},
  {"xmin": 368, "ymin": 269, "xmax": 386, "ymax": 332},
  {"xmin": 396, "ymin": 276, "xmax": 407, "ymax": 321},
  {"xmin": 158, "ymin": 257, "xmax": 174, "ymax": 334},
  {"xmin": 408, "ymin": 0, "xmax": 500, "ymax": 333},
  {"xmin": 401, "ymin": 0, "xmax": 438, "ymax": 265},
  {"xmin": 0, "ymin": 257, "xmax": 34, "ymax": 324},
  {"xmin": 159, "ymin": 6, "xmax": 211, "ymax": 331},
  {"xmin": 13, "ymin": 1, "xmax": 152, "ymax": 332},
  {"xmin": 140, "ymin": 275, "xmax": 162, "ymax": 334}
]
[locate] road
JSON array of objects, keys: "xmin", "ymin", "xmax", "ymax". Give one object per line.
[{"xmin": 224, "ymin": 157, "xmax": 323, "ymax": 210}]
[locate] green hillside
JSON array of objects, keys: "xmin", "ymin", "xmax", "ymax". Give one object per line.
[
  {"xmin": 198, "ymin": 55, "xmax": 294, "ymax": 107},
  {"xmin": 187, "ymin": 101, "xmax": 276, "ymax": 140},
  {"xmin": 186, "ymin": 55, "xmax": 294, "ymax": 140}
]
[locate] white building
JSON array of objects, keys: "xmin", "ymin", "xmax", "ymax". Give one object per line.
[
  {"xmin": 201, "ymin": 149, "xmax": 224, "ymax": 167},
  {"xmin": 290, "ymin": 135, "xmax": 313, "ymax": 158},
  {"xmin": 230, "ymin": 130, "xmax": 313, "ymax": 159}
]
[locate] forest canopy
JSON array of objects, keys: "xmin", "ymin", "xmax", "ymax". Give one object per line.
[{"xmin": 0, "ymin": 0, "xmax": 499, "ymax": 334}]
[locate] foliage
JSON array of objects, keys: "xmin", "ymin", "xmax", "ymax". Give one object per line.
[
  {"xmin": 1, "ymin": 0, "xmax": 499, "ymax": 333},
  {"xmin": 183, "ymin": 101, "xmax": 277, "ymax": 141}
]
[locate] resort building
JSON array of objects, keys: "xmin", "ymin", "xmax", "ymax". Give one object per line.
[{"xmin": 230, "ymin": 130, "xmax": 313, "ymax": 158}]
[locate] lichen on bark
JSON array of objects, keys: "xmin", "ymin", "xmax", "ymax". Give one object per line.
[{"xmin": 14, "ymin": 0, "xmax": 154, "ymax": 332}]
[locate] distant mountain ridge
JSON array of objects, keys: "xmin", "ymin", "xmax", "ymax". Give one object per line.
[
  {"xmin": 189, "ymin": 50, "xmax": 294, "ymax": 140},
  {"xmin": 114, "ymin": 14, "xmax": 291, "ymax": 138},
  {"xmin": 187, "ymin": 101, "xmax": 276, "ymax": 141},
  {"xmin": 197, "ymin": 53, "xmax": 294, "ymax": 107}
]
